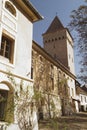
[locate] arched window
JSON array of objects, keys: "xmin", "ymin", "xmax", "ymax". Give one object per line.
[
  {"xmin": 0, "ymin": 83, "xmax": 14, "ymax": 122},
  {"xmin": 5, "ymin": 1, "xmax": 16, "ymax": 17},
  {"xmin": 0, "ymin": 90, "xmax": 8, "ymax": 121},
  {"xmin": 40, "ymin": 56, "xmax": 43, "ymax": 62}
]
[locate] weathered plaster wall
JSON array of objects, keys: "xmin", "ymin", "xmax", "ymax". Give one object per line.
[{"xmin": 14, "ymin": 9, "xmax": 33, "ymax": 78}]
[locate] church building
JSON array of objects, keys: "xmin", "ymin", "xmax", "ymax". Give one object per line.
[
  {"xmin": 0, "ymin": 0, "xmax": 80, "ymax": 129},
  {"xmin": 32, "ymin": 16, "xmax": 79, "ymax": 119}
]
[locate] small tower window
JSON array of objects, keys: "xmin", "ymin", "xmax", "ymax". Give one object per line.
[
  {"xmin": 52, "ymin": 39, "xmax": 54, "ymax": 42},
  {"xmin": 45, "ymin": 40, "xmax": 47, "ymax": 43},
  {"xmin": 48, "ymin": 39, "xmax": 50, "ymax": 42},
  {"xmin": 55, "ymin": 38, "xmax": 57, "ymax": 41},
  {"xmin": 59, "ymin": 37, "xmax": 61, "ymax": 40},
  {"xmin": 5, "ymin": 1, "xmax": 16, "ymax": 17}
]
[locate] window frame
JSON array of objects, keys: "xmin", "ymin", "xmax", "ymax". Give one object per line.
[
  {"xmin": 0, "ymin": 33, "xmax": 15, "ymax": 64},
  {"xmin": 5, "ymin": 1, "xmax": 16, "ymax": 17}
]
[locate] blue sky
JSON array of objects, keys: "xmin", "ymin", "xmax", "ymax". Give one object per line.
[{"xmin": 30, "ymin": 0, "xmax": 86, "ymax": 76}]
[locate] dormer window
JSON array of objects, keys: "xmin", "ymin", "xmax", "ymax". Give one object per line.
[{"xmin": 5, "ymin": 1, "xmax": 16, "ymax": 17}]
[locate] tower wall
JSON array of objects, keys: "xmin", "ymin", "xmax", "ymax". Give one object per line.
[
  {"xmin": 43, "ymin": 27, "xmax": 75, "ymax": 75},
  {"xmin": 43, "ymin": 29, "xmax": 68, "ymax": 68}
]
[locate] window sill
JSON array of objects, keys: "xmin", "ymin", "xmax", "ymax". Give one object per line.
[
  {"xmin": 0, "ymin": 121, "xmax": 7, "ymax": 124},
  {"xmin": 0, "ymin": 56, "xmax": 14, "ymax": 68}
]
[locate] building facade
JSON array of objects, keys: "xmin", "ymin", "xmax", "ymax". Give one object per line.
[
  {"xmin": 32, "ymin": 16, "xmax": 80, "ymax": 119},
  {"xmin": 0, "ymin": 0, "xmax": 42, "ymax": 130},
  {"xmin": 0, "ymin": 0, "xmax": 82, "ymax": 129},
  {"xmin": 32, "ymin": 39, "xmax": 77, "ymax": 118},
  {"xmin": 76, "ymin": 82, "xmax": 87, "ymax": 112}
]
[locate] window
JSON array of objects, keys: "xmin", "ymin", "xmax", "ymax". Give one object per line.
[
  {"xmin": 51, "ymin": 77, "xmax": 54, "ymax": 90},
  {"xmin": 81, "ymin": 96, "xmax": 83, "ymax": 102},
  {"xmin": 62, "ymin": 36, "xmax": 64, "ymax": 39},
  {"xmin": 50, "ymin": 65, "xmax": 54, "ymax": 90},
  {"xmin": 58, "ymin": 71, "xmax": 62, "ymax": 81},
  {"xmin": 0, "ymin": 34, "xmax": 14, "ymax": 63},
  {"xmin": 85, "ymin": 97, "xmax": 86, "ymax": 102},
  {"xmin": 45, "ymin": 40, "xmax": 47, "ymax": 43},
  {"xmin": 50, "ymin": 65, "xmax": 54, "ymax": 78},
  {"xmin": 59, "ymin": 37, "xmax": 61, "ymax": 40},
  {"xmin": 39, "ymin": 56, "xmax": 44, "ymax": 72},
  {"xmin": 68, "ymin": 87, "xmax": 70, "ymax": 97},
  {"xmin": 52, "ymin": 39, "xmax": 54, "ymax": 42},
  {"xmin": 31, "ymin": 51, "xmax": 34, "ymax": 79},
  {"xmin": 5, "ymin": 1, "xmax": 16, "ymax": 17},
  {"xmin": 71, "ymin": 88, "xmax": 74, "ymax": 97},
  {"xmin": 0, "ymin": 90, "xmax": 8, "ymax": 121},
  {"xmin": 48, "ymin": 39, "xmax": 50, "ymax": 42},
  {"xmin": 31, "ymin": 67, "xmax": 33, "ymax": 79},
  {"xmin": 55, "ymin": 38, "xmax": 57, "ymax": 41},
  {"xmin": 0, "ymin": 84, "xmax": 14, "ymax": 122}
]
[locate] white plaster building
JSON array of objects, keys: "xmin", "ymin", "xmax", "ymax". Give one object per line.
[
  {"xmin": 76, "ymin": 82, "xmax": 87, "ymax": 112},
  {"xmin": 0, "ymin": 0, "xmax": 42, "ymax": 130}
]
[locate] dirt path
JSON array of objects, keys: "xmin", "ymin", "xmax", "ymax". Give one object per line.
[{"xmin": 39, "ymin": 112, "xmax": 87, "ymax": 130}]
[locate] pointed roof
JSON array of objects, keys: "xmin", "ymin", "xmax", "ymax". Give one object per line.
[{"xmin": 44, "ymin": 16, "xmax": 64, "ymax": 34}]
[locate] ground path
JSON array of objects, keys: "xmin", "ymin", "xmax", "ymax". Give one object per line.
[{"xmin": 39, "ymin": 112, "xmax": 87, "ymax": 130}]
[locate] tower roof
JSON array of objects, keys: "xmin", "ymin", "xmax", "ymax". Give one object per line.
[{"xmin": 44, "ymin": 16, "xmax": 64, "ymax": 34}]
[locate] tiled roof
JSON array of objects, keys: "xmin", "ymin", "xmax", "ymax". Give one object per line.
[
  {"xmin": 44, "ymin": 16, "xmax": 64, "ymax": 34},
  {"xmin": 82, "ymin": 85, "xmax": 87, "ymax": 92}
]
